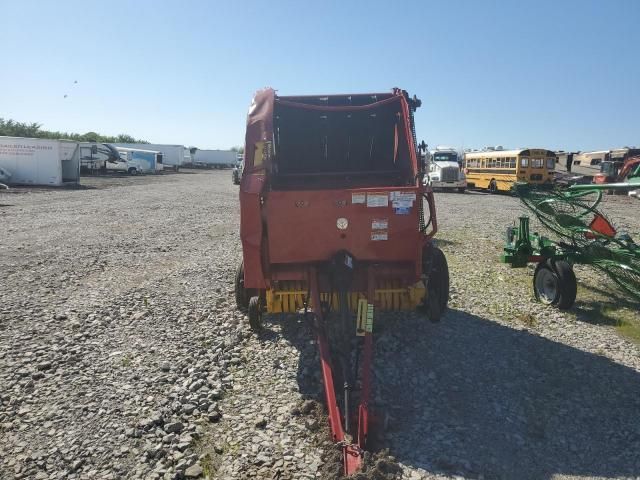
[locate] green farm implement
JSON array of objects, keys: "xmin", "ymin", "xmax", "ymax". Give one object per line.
[{"xmin": 501, "ymin": 183, "xmax": 640, "ymax": 309}]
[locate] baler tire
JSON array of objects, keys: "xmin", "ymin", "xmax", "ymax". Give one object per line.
[
  {"xmin": 235, "ymin": 261, "xmax": 249, "ymax": 312},
  {"xmin": 248, "ymin": 296, "xmax": 263, "ymax": 331},
  {"xmin": 424, "ymin": 246, "xmax": 450, "ymax": 322}
]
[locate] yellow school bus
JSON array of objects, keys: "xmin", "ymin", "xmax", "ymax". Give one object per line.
[{"xmin": 463, "ymin": 148, "xmax": 555, "ymax": 193}]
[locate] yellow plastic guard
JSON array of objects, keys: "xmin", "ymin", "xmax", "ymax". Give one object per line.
[
  {"xmin": 265, "ymin": 280, "xmax": 426, "ymax": 314},
  {"xmin": 356, "ymin": 299, "xmax": 367, "ymax": 336},
  {"xmin": 366, "ymin": 304, "xmax": 374, "ymax": 333}
]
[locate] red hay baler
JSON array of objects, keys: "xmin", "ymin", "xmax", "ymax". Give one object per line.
[{"xmin": 235, "ymin": 88, "xmax": 449, "ymax": 475}]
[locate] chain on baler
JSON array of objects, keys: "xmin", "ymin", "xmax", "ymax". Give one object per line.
[{"xmin": 405, "ymin": 92, "xmax": 428, "ymax": 233}]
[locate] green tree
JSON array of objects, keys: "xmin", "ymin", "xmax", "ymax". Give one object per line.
[{"xmin": 0, "ymin": 117, "xmax": 148, "ymax": 143}]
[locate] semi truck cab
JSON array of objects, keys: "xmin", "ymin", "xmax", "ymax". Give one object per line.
[{"xmin": 426, "ymin": 147, "xmax": 466, "ymax": 192}]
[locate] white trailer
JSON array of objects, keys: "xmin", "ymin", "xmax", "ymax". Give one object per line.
[
  {"xmin": 110, "ymin": 143, "xmax": 186, "ymax": 171},
  {"xmin": 0, "ymin": 136, "xmax": 80, "ymax": 186},
  {"xmin": 192, "ymin": 149, "xmax": 237, "ymax": 169}
]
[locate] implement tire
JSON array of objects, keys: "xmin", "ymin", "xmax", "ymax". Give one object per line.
[{"xmin": 533, "ymin": 259, "xmax": 576, "ymax": 310}]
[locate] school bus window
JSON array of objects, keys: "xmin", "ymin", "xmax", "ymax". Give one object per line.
[
  {"xmin": 546, "ymin": 158, "xmax": 555, "ymax": 170},
  {"xmin": 531, "ymin": 158, "xmax": 544, "ymax": 168},
  {"xmin": 521, "ymin": 157, "xmax": 529, "ymax": 167},
  {"xmin": 510, "ymin": 157, "xmax": 516, "ymax": 168}
]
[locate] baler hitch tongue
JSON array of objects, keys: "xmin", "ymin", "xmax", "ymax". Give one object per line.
[{"xmin": 308, "ymin": 261, "xmax": 374, "ymax": 476}]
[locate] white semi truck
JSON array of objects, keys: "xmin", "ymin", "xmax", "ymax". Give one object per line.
[{"xmin": 426, "ymin": 146, "xmax": 466, "ymax": 193}]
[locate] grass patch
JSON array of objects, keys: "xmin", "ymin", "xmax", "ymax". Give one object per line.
[
  {"xmin": 568, "ymin": 276, "xmax": 640, "ymax": 343},
  {"xmin": 121, "ymin": 354, "xmax": 133, "ymax": 367},
  {"xmin": 617, "ymin": 319, "xmax": 640, "ymax": 344},
  {"xmin": 516, "ymin": 313, "xmax": 538, "ymax": 327},
  {"xmin": 573, "ymin": 301, "xmax": 640, "ymax": 344},
  {"xmin": 200, "ymin": 453, "xmax": 217, "ymax": 478}
]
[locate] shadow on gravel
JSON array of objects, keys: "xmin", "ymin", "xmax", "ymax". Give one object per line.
[
  {"xmin": 265, "ymin": 309, "xmax": 640, "ymax": 480},
  {"xmin": 376, "ymin": 309, "xmax": 640, "ymax": 480}
]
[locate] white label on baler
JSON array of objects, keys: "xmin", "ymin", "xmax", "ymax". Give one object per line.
[
  {"xmin": 351, "ymin": 193, "xmax": 366, "ymax": 204},
  {"xmin": 392, "ymin": 199, "xmax": 413, "ymax": 208},
  {"xmin": 366, "ymin": 193, "xmax": 388, "ymax": 208},
  {"xmin": 371, "ymin": 218, "xmax": 388, "ymax": 230},
  {"xmin": 371, "ymin": 231, "xmax": 388, "ymax": 241},
  {"xmin": 395, "ymin": 192, "xmax": 416, "ymax": 201}
]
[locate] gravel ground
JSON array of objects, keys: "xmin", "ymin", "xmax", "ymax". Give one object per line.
[{"xmin": 1, "ymin": 171, "xmax": 638, "ymax": 480}]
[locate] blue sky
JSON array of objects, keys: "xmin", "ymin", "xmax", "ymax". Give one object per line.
[{"xmin": 1, "ymin": 0, "xmax": 638, "ymax": 151}]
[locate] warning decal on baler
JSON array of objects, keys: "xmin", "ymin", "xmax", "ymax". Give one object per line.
[
  {"xmin": 352, "ymin": 193, "xmax": 366, "ymax": 204},
  {"xmin": 371, "ymin": 218, "xmax": 388, "ymax": 230},
  {"xmin": 390, "ymin": 191, "xmax": 416, "ymax": 208},
  {"xmin": 371, "ymin": 231, "xmax": 388, "ymax": 241},
  {"xmin": 392, "ymin": 199, "xmax": 413, "ymax": 208},
  {"xmin": 390, "ymin": 191, "xmax": 416, "ymax": 202},
  {"xmin": 366, "ymin": 193, "xmax": 388, "ymax": 208}
]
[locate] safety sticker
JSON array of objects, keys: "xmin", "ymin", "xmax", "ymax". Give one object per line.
[
  {"xmin": 371, "ymin": 218, "xmax": 388, "ymax": 230},
  {"xmin": 351, "ymin": 193, "xmax": 366, "ymax": 204},
  {"xmin": 392, "ymin": 199, "xmax": 413, "ymax": 209},
  {"xmin": 394, "ymin": 207, "xmax": 411, "ymax": 215},
  {"xmin": 390, "ymin": 191, "xmax": 416, "ymax": 202},
  {"xmin": 366, "ymin": 193, "xmax": 388, "ymax": 208},
  {"xmin": 371, "ymin": 231, "xmax": 388, "ymax": 241}
]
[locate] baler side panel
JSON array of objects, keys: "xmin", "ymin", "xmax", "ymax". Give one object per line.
[{"xmin": 240, "ymin": 88, "xmax": 276, "ymax": 289}]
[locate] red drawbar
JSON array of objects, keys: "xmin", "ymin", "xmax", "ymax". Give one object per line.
[{"xmin": 310, "ymin": 267, "xmax": 374, "ymax": 475}]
